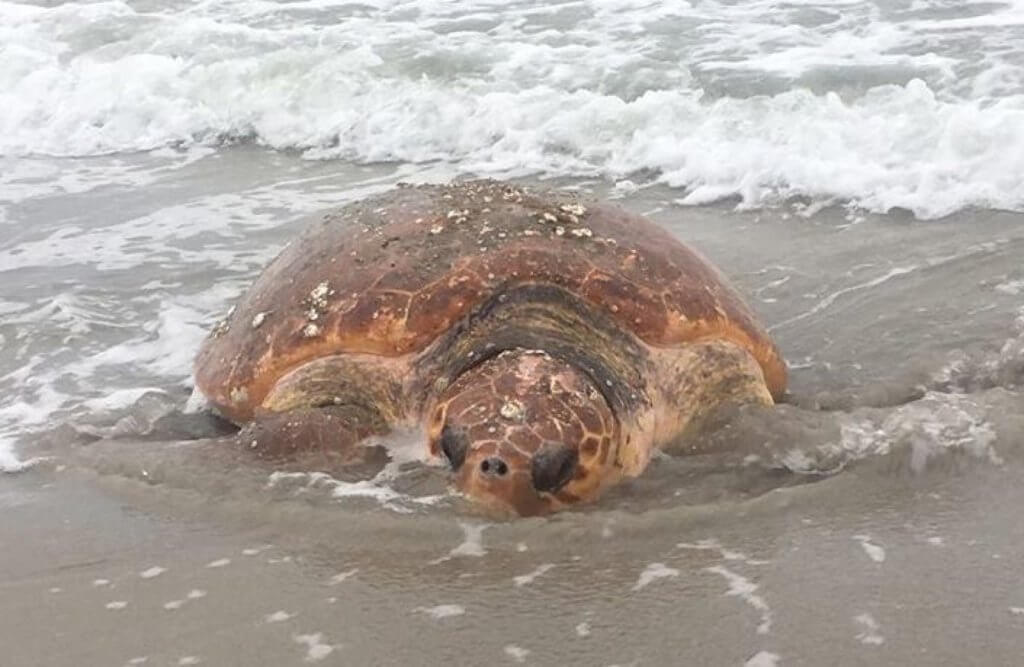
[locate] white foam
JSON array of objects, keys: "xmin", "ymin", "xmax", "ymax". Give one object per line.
[
  {"xmin": 139, "ymin": 566, "xmax": 166, "ymax": 579},
  {"xmin": 995, "ymin": 280, "xmax": 1024, "ymax": 295},
  {"xmin": 704, "ymin": 565, "xmax": 773, "ymax": 635},
  {"xmin": 242, "ymin": 545, "xmax": 272, "ymax": 556},
  {"xmin": 2, "ymin": 1, "xmax": 1024, "ymax": 218},
  {"xmin": 677, "ymin": 539, "xmax": 770, "ymax": 565},
  {"xmin": 268, "ymin": 436, "xmax": 445, "ymax": 513},
  {"xmin": 513, "ymin": 563, "xmax": 554, "ymax": 587},
  {"xmin": 631, "ymin": 563, "xmax": 679, "ymax": 591},
  {"xmin": 430, "ymin": 521, "xmax": 489, "ymax": 564},
  {"xmin": 265, "ymin": 610, "xmax": 294, "ymax": 623},
  {"xmin": 0, "ymin": 442, "xmax": 45, "ymax": 474},
  {"xmin": 853, "ymin": 535, "xmax": 887, "ymax": 563},
  {"xmin": 415, "ymin": 604, "xmax": 465, "ymax": 619},
  {"xmin": 777, "ymin": 392, "xmax": 1003, "ymax": 475},
  {"xmin": 205, "ymin": 558, "xmax": 231, "ymax": 568},
  {"xmin": 293, "ymin": 633, "xmax": 335, "ymax": 662},
  {"xmin": 854, "ymin": 613, "xmax": 885, "ymax": 645},
  {"xmin": 745, "ymin": 652, "xmax": 780, "ymax": 667},
  {"xmin": 503, "ymin": 645, "xmax": 530, "ymax": 663},
  {"xmin": 575, "ymin": 622, "xmax": 591, "ymax": 638},
  {"xmin": 327, "ymin": 568, "xmax": 358, "ymax": 585},
  {"xmin": 105, "ymin": 600, "xmax": 128, "ymax": 610}
]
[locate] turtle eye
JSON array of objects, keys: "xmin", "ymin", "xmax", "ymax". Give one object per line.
[
  {"xmin": 439, "ymin": 423, "xmax": 469, "ymax": 471},
  {"xmin": 531, "ymin": 443, "xmax": 578, "ymax": 494}
]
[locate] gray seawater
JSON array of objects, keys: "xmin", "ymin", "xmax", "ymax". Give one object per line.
[
  {"xmin": 3, "ymin": 0, "xmax": 1024, "ymax": 664},
  {"xmin": 2, "ymin": 150, "xmax": 1024, "ymax": 666}
]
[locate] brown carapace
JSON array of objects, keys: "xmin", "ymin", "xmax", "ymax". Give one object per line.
[{"xmin": 194, "ymin": 180, "xmax": 786, "ymax": 517}]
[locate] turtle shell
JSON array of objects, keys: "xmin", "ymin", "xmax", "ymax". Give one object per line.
[{"xmin": 195, "ymin": 180, "xmax": 786, "ymax": 421}]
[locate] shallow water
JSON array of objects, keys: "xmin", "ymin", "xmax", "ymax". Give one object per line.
[
  {"xmin": 2, "ymin": 150, "xmax": 1024, "ymax": 665},
  {"xmin": 3, "ymin": 0, "xmax": 1024, "ymax": 664}
]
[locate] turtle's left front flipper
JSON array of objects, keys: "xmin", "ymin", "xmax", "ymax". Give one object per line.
[{"xmin": 237, "ymin": 405, "xmax": 387, "ymax": 466}]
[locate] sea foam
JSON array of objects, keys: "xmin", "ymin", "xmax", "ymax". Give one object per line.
[{"xmin": 2, "ymin": 0, "xmax": 1024, "ymax": 218}]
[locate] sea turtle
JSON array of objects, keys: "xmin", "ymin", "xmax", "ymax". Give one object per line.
[{"xmin": 194, "ymin": 180, "xmax": 786, "ymax": 516}]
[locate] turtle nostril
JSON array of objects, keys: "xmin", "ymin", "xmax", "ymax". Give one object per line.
[{"xmin": 480, "ymin": 457, "xmax": 508, "ymax": 477}]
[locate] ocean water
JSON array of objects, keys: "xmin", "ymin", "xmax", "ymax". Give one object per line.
[
  {"xmin": 2, "ymin": 0, "xmax": 1024, "ymax": 497},
  {"xmin": 3, "ymin": 0, "xmax": 1024, "ymax": 217},
  {"xmin": 2, "ymin": 3, "xmax": 1024, "ymax": 664}
]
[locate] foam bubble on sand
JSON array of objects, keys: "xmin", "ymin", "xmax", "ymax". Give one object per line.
[
  {"xmin": 140, "ymin": 566, "xmax": 166, "ymax": 579},
  {"xmin": 632, "ymin": 563, "xmax": 680, "ymax": 591},
  {"xmin": 293, "ymin": 633, "xmax": 335, "ymax": 662},
  {"xmin": 575, "ymin": 622, "xmax": 591, "ymax": 638},
  {"xmin": 265, "ymin": 610, "xmax": 294, "ymax": 623},
  {"xmin": 49, "ymin": 587, "xmax": 62, "ymax": 593},
  {"xmin": 995, "ymin": 280, "xmax": 1024, "ymax": 295},
  {"xmin": 513, "ymin": 563, "xmax": 555, "ymax": 587},
  {"xmin": 430, "ymin": 521, "xmax": 489, "ymax": 564},
  {"xmin": 677, "ymin": 539, "xmax": 770, "ymax": 565},
  {"xmin": 503, "ymin": 645, "xmax": 530, "ymax": 663},
  {"xmin": 328, "ymin": 568, "xmax": 358, "ymax": 585},
  {"xmin": 1010, "ymin": 607, "xmax": 1024, "ymax": 615},
  {"xmin": 177, "ymin": 658, "xmax": 201, "ymax": 666},
  {"xmin": 705, "ymin": 565, "xmax": 773, "ymax": 635},
  {"xmin": 853, "ymin": 535, "xmax": 887, "ymax": 563},
  {"xmin": 205, "ymin": 558, "xmax": 231, "ymax": 568},
  {"xmin": 415, "ymin": 604, "xmax": 465, "ymax": 619},
  {"xmin": 854, "ymin": 613, "xmax": 885, "ymax": 645},
  {"xmin": 268, "ymin": 466, "xmax": 445, "ymax": 514},
  {"xmin": 105, "ymin": 600, "xmax": 128, "ymax": 610},
  {"xmin": 745, "ymin": 652, "xmax": 780, "ymax": 667}
]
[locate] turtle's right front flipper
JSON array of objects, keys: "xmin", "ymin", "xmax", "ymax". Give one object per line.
[{"xmin": 237, "ymin": 405, "xmax": 387, "ymax": 466}]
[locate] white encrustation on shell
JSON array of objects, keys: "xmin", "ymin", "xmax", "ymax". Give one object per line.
[
  {"xmin": 499, "ymin": 400, "xmax": 525, "ymax": 421},
  {"xmin": 229, "ymin": 386, "xmax": 249, "ymax": 404},
  {"xmin": 303, "ymin": 323, "xmax": 321, "ymax": 338},
  {"xmin": 560, "ymin": 203, "xmax": 586, "ymax": 217},
  {"xmin": 569, "ymin": 227, "xmax": 593, "ymax": 238},
  {"xmin": 251, "ymin": 312, "xmax": 267, "ymax": 329},
  {"xmin": 308, "ymin": 281, "xmax": 332, "ymax": 307}
]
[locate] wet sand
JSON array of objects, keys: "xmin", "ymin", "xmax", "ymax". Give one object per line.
[
  {"xmin": 3, "ymin": 152, "xmax": 1024, "ymax": 665},
  {"xmin": 6, "ymin": 443, "xmax": 1024, "ymax": 666}
]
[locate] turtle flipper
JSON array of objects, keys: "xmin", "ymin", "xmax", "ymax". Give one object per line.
[{"xmin": 237, "ymin": 405, "xmax": 387, "ymax": 465}]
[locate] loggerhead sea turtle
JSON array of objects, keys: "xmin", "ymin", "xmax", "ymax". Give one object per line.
[{"xmin": 194, "ymin": 180, "xmax": 786, "ymax": 516}]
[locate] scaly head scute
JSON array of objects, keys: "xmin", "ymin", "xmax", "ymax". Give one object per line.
[{"xmin": 427, "ymin": 349, "xmax": 619, "ymax": 516}]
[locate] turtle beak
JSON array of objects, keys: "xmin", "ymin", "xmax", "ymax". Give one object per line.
[{"xmin": 453, "ymin": 446, "xmax": 554, "ymax": 517}]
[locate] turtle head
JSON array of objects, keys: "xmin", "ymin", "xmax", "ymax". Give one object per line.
[{"xmin": 428, "ymin": 350, "xmax": 620, "ymax": 516}]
